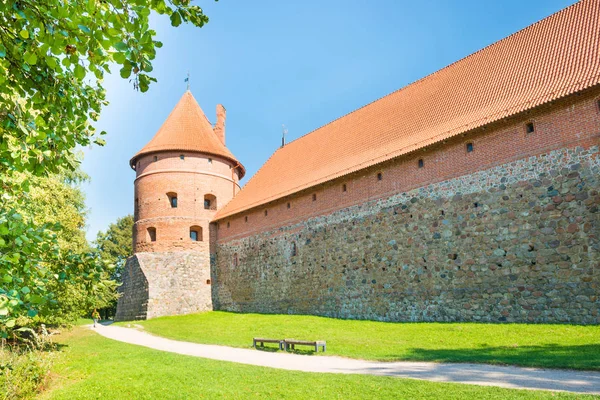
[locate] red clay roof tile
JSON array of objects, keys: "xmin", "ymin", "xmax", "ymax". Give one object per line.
[
  {"xmin": 216, "ymin": 0, "xmax": 600, "ymax": 220},
  {"xmin": 131, "ymin": 91, "xmax": 245, "ymax": 178}
]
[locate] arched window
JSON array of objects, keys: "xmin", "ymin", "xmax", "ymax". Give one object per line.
[
  {"xmin": 190, "ymin": 226, "xmax": 202, "ymax": 241},
  {"xmin": 204, "ymin": 194, "xmax": 217, "ymax": 210},
  {"xmin": 167, "ymin": 192, "xmax": 177, "ymax": 208},
  {"xmin": 147, "ymin": 227, "xmax": 156, "ymax": 242},
  {"xmin": 233, "ymin": 253, "xmax": 238, "ymax": 267}
]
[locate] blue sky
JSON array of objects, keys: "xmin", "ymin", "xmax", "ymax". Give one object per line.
[{"xmin": 82, "ymin": 0, "xmax": 574, "ymax": 240}]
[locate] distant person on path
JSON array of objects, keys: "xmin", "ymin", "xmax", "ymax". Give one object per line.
[{"xmin": 92, "ymin": 309, "xmax": 100, "ymax": 328}]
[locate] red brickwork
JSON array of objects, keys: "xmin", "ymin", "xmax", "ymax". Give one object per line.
[
  {"xmin": 215, "ymin": 89, "xmax": 600, "ymax": 242},
  {"xmin": 133, "ymin": 151, "xmax": 240, "ymax": 253}
]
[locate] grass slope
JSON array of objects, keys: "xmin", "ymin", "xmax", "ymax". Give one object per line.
[
  {"xmin": 127, "ymin": 311, "xmax": 600, "ymax": 370},
  {"xmin": 42, "ymin": 327, "xmax": 593, "ymax": 399}
]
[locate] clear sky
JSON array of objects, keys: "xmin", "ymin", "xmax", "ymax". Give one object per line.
[{"xmin": 82, "ymin": 0, "xmax": 575, "ymax": 240}]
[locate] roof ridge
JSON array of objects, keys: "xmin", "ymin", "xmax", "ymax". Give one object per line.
[{"xmin": 282, "ymin": 0, "xmax": 583, "ymax": 150}]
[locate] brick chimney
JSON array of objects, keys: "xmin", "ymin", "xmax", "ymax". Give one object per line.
[{"xmin": 214, "ymin": 104, "xmax": 226, "ymax": 145}]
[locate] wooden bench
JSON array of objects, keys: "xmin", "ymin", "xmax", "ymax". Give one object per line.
[
  {"xmin": 253, "ymin": 338, "xmax": 283, "ymax": 350},
  {"xmin": 284, "ymin": 339, "xmax": 326, "ymax": 352}
]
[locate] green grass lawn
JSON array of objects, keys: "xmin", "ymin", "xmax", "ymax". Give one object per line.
[
  {"xmin": 40, "ymin": 327, "xmax": 595, "ymax": 399},
  {"xmin": 122, "ymin": 311, "xmax": 600, "ymax": 370}
]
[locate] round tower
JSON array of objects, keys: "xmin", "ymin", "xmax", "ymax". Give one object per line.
[
  {"xmin": 115, "ymin": 91, "xmax": 244, "ymax": 321},
  {"xmin": 130, "ymin": 91, "xmax": 245, "ymax": 253}
]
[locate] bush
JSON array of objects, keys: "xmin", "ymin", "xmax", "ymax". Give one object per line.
[{"xmin": 0, "ymin": 328, "xmax": 56, "ymax": 399}]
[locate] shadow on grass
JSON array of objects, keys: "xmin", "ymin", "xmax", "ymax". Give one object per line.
[
  {"xmin": 400, "ymin": 343, "xmax": 600, "ymax": 370},
  {"xmin": 253, "ymin": 346, "xmax": 317, "ymax": 356}
]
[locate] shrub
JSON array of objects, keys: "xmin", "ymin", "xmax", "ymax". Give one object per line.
[
  {"xmin": 0, "ymin": 346, "xmax": 52, "ymax": 399},
  {"xmin": 0, "ymin": 327, "xmax": 56, "ymax": 399}
]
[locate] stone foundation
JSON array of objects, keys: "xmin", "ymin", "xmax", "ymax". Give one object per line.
[
  {"xmin": 115, "ymin": 251, "xmax": 213, "ymax": 321},
  {"xmin": 213, "ymin": 145, "xmax": 600, "ymax": 324}
]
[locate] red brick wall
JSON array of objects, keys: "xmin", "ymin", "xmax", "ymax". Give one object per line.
[
  {"xmin": 133, "ymin": 151, "xmax": 240, "ymax": 253},
  {"xmin": 215, "ymin": 89, "xmax": 600, "ymax": 242}
]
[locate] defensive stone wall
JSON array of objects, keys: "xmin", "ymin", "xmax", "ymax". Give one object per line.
[
  {"xmin": 116, "ymin": 251, "xmax": 212, "ymax": 321},
  {"xmin": 213, "ymin": 144, "xmax": 600, "ymax": 324}
]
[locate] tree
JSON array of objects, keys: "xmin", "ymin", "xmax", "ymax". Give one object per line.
[
  {"xmin": 0, "ymin": 0, "xmax": 211, "ymax": 175},
  {"xmin": 95, "ymin": 215, "xmax": 134, "ymax": 317},
  {"xmin": 95, "ymin": 215, "xmax": 134, "ymax": 282},
  {"xmin": 0, "ymin": 1, "xmax": 214, "ymax": 337},
  {"xmin": 2, "ymin": 170, "xmax": 118, "ymax": 330}
]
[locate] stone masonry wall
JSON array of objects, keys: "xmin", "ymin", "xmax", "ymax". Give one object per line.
[
  {"xmin": 116, "ymin": 251, "xmax": 212, "ymax": 321},
  {"xmin": 213, "ymin": 145, "xmax": 600, "ymax": 324},
  {"xmin": 115, "ymin": 255, "xmax": 149, "ymax": 321}
]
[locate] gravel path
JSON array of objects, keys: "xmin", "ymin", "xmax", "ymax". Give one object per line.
[{"xmin": 91, "ymin": 324, "xmax": 600, "ymax": 394}]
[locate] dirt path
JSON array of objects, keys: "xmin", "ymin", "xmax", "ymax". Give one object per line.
[{"xmin": 91, "ymin": 324, "xmax": 600, "ymax": 394}]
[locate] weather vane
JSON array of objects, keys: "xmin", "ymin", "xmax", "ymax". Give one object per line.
[
  {"xmin": 184, "ymin": 70, "xmax": 190, "ymax": 91},
  {"xmin": 281, "ymin": 124, "xmax": 288, "ymax": 148}
]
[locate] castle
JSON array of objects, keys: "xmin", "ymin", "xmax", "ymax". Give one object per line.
[{"xmin": 116, "ymin": 0, "xmax": 599, "ymax": 324}]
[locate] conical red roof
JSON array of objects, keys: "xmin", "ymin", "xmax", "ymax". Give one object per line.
[{"xmin": 130, "ymin": 91, "xmax": 245, "ymax": 177}]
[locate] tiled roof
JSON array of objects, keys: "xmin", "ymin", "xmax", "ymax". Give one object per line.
[
  {"xmin": 216, "ymin": 0, "xmax": 600, "ymax": 220},
  {"xmin": 131, "ymin": 91, "xmax": 245, "ymax": 178}
]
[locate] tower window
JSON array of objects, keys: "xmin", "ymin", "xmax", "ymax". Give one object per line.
[
  {"xmin": 418, "ymin": 159, "xmax": 424, "ymax": 168},
  {"xmin": 153, "ymin": 156, "xmax": 158, "ymax": 162},
  {"xmin": 312, "ymin": 193, "xmax": 317, "ymax": 201},
  {"xmin": 264, "ymin": 210, "xmax": 268, "ymax": 216},
  {"xmin": 233, "ymin": 253, "xmax": 238, "ymax": 267},
  {"xmin": 597, "ymin": 98, "xmax": 600, "ymax": 112},
  {"xmin": 190, "ymin": 226, "xmax": 202, "ymax": 241},
  {"xmin": 342, "ymin": 184, "xmax": 347, "ymax": 192},
  {"xmin": 208, "ymin": 158, "xmax": 213, "ymax": 164},
  {"xmin": 245, "ymin": 216, "xmax": 248, "ymax": 223},
  {"xmin": 377, "ymin": 172, "xmax": 383, "ymax": 181},
  {"xmin": 287, "ymin": 202, "xmax": 291, "ymax": 209},
  {"xmin": 227, "ymin": 222, "xmax": 230, "ymax": 229},
  {"xmin": 180, "ymin": 154, "xmax": 185, "ymax": 160},
  {"xmin": 147, "ymin": 227, "xmax": 156, "ymax": 242},
  {"xmin": 466, "ymin": 143, "xmax": 474, "ymax": 153},
  {"xmin": 204, "ymin": 194, "xmax": 217, "ymax": 210},
  {"xmin": 525, "ymin": 122, "xmax": 535, "ymax": 134},
  {"xmin": 167, "ymin": 192, "xmax": 177, "ymax": 208}
]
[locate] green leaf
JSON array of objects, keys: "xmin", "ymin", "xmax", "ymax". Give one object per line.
[
  {"xmin": 46, "ymin": 57, "xmax": 58, "ymax": 69},
  {"xmin": 114, "ymin": 41, "xmax": 128, "ymax": 51},
  {"xmin": 78, "ymin": 24, "xmax": 91, "ymax": 34},
  {"xmin": 21, "ymin": 286, "xmax": 31, "ymax": 294},
  {"xmin": 5, "ymin": 319, "xmax": 16, "ymax": 328},
  {"xmin": 0, "ymin": 46, "xmax": 5, "ymax": 57},
  {"xmin": 19, "ymin": 30, "xmax": 29, "ymax": 39},
  {"xmin": 25, "ymin": 52, "xmax": 37, "ymax": 65},
  {"xmin": 2, "ymin": 275, "xmax": 11, "ymax": 283},
  {"xmin": 120, "ymin": 66, "xmax": 131, "ymax": 79},
  {"xmin": 170, "ymin": 11, "xmax": 182, "ymax": 27},
  {"xmin": 113, "ymin": 52, "xmax": 126, "ymax": 64},
  {"xmin": 29, "ymin": 295, "xmax": 45, "ymax": 304},
  {"xmin": 27, "ymin": 309, "xmax": 38, "ymax": 317},
  {"xmin": 74, "ymin": 64, "xmax": 85, "ymax": 79}
]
